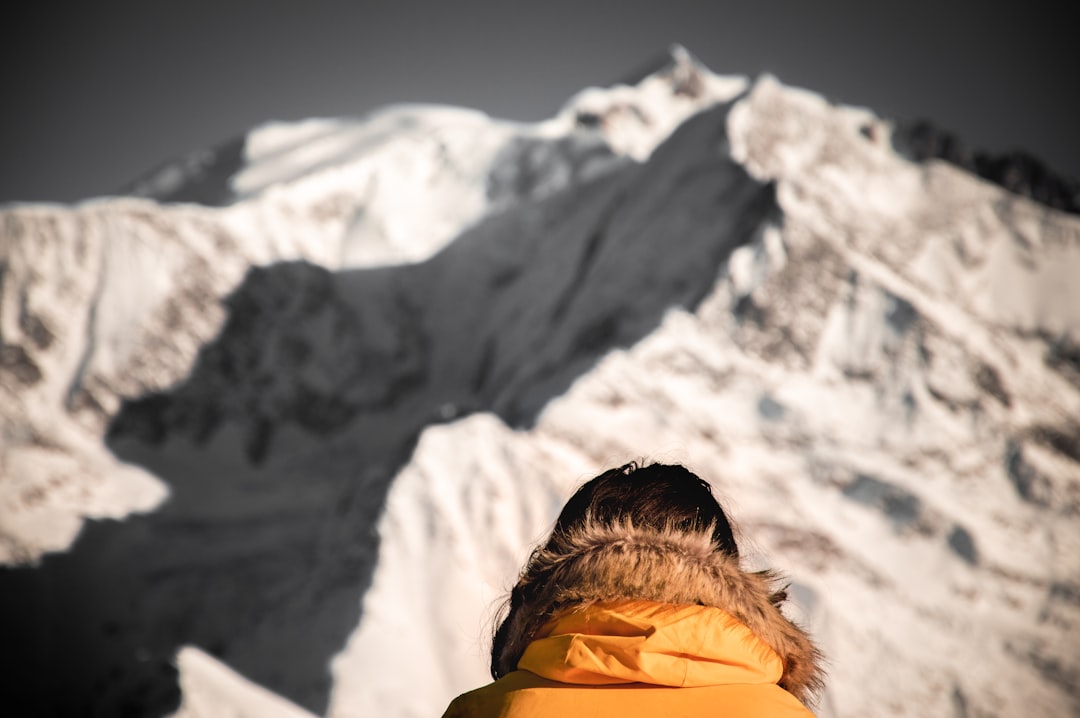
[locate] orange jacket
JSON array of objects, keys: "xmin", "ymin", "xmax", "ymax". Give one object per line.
[{"xmin": 442, "ymin": 600, "xmax": 816, "ymax": 717}]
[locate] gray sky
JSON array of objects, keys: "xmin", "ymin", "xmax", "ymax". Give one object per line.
[{"xmin": 3, "ymin": 1, "xmax": 1075, "ymax": 204}]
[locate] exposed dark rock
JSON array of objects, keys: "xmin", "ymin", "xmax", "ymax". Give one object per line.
[
  {"xmin": 757, "ymin": 393, "xmax": 785, "ymax": 421},
  {"xmin": 885, "ymin": 293, "xmax": 918, "ymax": 335},
  {"xmin": 0, "ymin": 344, "xmax": 42, "ymax": 385},
  {"xmin": 733, "ymin": 293, "xmax": 766, "ymax": 325},
  {"xmin": 1049, "ymin": 581, "xmax": 1080, "ymax": 607},
  {"xmin": 952, "ymin": 684, "xmax": 969, "ymax": 718},
  {"xmin": 1030, "ymin": 424, "xmax": 1080, "ymax": 465},
  {"xmin": 19, "ymin": 305, "xmax": 54, "ymax": 350},
  {"xmin": 1005, "ymin": 440, "xmax": 1053, "ymax": 507},
  {"xmin": 842, "ymin": 473, "xmax": 924, "ymax": 532},
  {"xmin": 893, "ymin": 120, "xmax": 1080, "ymax": 216},
  {"xmin": 1043, "ymin": 332, "xmax": 1080, "ymax": 389},
  {"xmin": 974, "ymin": 363, "xmax": 1011, "ymax": 408},
  {"xmin": 1007, "ymin": 641, "xmax": 1080, "ymax": 703},
  {"xmin": 946, "ymin": 525, "xmax": 978, "ymax": 565}
]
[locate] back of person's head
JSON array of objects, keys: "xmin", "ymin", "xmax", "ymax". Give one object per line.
[
  {"xmin": 491, "ymin": 461, "xmax": 740, "ymax": 678},
  {"xmin": 550, "ymin": 462, "xmax": 739, "ymax": 558}
]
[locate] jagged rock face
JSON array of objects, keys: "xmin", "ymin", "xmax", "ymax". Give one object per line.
[
  {"xmin": 1, "ymin": 48, "xmax": 1079, "ymax": 718},
  {"xmin": 893, "ymin": 119, "xmax": 1080, "ymax": 216}
]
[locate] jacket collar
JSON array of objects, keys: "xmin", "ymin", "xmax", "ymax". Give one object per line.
[{"xmin": 519, "ymin": 599, "xmax": 784, "ymax": 688}]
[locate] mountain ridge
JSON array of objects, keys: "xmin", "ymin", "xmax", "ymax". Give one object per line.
[
  {"xmin": 1, "ymin": 48, "xmax": 1078, "ymax": 718},
  {"xmin": 92, "ymin": 45, "xmax": 1080, "ymax": 220}
]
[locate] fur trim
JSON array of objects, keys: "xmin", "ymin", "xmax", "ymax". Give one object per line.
[{"xmin": 495, "ymin": 521, "xmax": 825, "ymax": 705}]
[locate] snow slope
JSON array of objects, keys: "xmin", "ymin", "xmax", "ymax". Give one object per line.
[{"xmin": 1, "ymin": 46, "xmax": 1078, "ymax": 718}]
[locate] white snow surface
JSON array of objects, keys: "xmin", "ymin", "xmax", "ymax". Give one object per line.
[{"xmin": 2, "ymin": 45, "xmax": 1079, "ymax": 718}]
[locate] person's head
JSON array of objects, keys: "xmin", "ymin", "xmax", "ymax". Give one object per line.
[
  {"xmin": 550, "ymin": 462, "xmax": 738, "ymax": 557},
  {"xmin": 490, "ymin": 461, "xmax": 740, "ymax": 678}
]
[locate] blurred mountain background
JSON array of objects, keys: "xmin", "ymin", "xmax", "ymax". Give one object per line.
[{"xmin": 1, "ymin": 5, "xmax": 1078, "ymax": 718}]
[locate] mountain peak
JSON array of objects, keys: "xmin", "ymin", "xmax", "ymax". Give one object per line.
[{"xmin": 614, "ymin": 42, "xmax": 704, "ymax": 87}]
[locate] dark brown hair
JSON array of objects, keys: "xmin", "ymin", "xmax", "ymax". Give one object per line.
[{"xmin": 490, "ymin": 461, "xmax": 739, "ymax": 678}]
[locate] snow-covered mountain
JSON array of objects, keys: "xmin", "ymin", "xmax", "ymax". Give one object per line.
[{"xmin": 1, "ymin": 46, "xmax": 1078, "ymax": 718}]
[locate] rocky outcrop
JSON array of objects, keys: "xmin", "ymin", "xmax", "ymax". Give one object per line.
[{"xmin": 893, "ymin": 118, "xmax": 1080, "ymax": 215}]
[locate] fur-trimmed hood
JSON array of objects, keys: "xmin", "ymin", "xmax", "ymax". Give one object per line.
[{"xmin": 493, "ymin": 521, "xmax": 825, "ymax": 705}]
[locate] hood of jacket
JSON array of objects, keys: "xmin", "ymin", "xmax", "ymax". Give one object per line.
[
  {"xmin": 519, "ymin": 599, "xmax": 785, "ymax": 687},
  {"xmin": 496, "ymin": 521, "xmax": 825, "ymax": 705}
]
